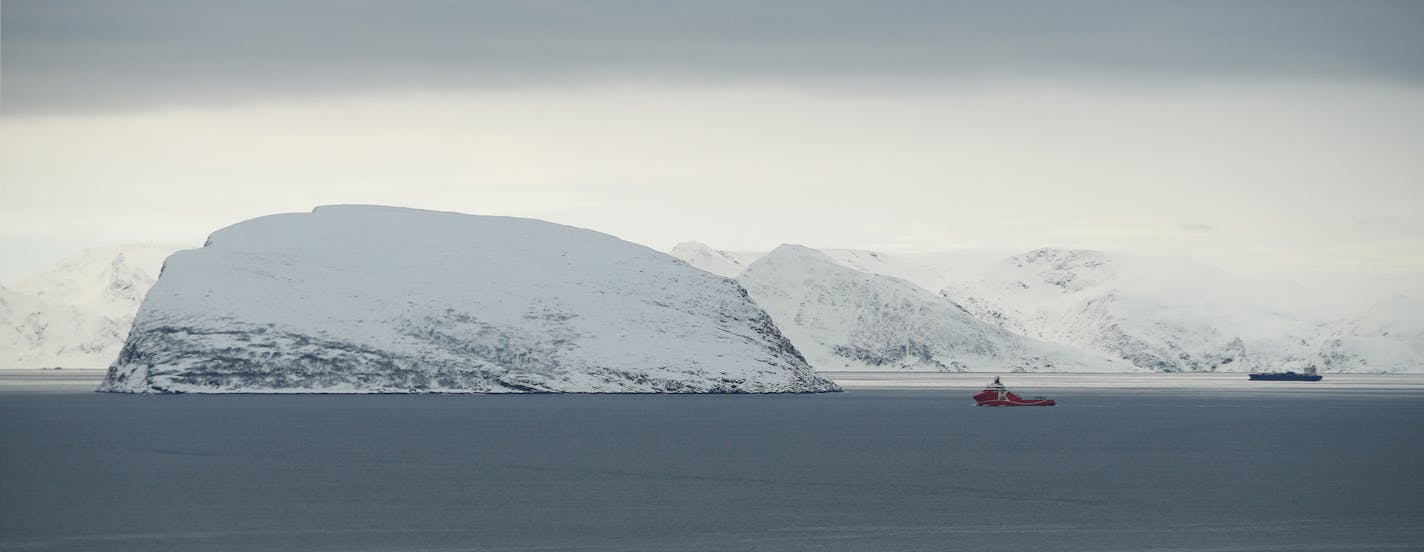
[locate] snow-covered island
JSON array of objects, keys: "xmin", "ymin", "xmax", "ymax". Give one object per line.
[{"xmin": 99, "ymin": 206, "xmax": 838, "ymax": 394}]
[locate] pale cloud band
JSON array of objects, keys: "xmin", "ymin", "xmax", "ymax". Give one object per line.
[{"xmin": 1, "ymin": 1, "xmax": 1421, "ymax": 299}]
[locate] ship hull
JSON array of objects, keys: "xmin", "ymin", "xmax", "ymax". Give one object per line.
[
  {"xmin": 1248, "ymin": 372, "xmax": 1323, "ymax": 382},
  {"xmin": 974, "ymin": 389, "xmax": 1056, "ymax": 406}
]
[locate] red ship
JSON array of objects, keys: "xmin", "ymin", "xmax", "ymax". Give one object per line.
[{"xmin": 974, "ymin": 377, "xmax": 1056, "ymax": 406}]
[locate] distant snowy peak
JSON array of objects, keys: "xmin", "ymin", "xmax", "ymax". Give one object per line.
[
  {"xmin": 672, "ymin": 242, "xmax": 959, "ymax": 294},
  {"xmin": 671, "ymin": 241, "xmax": 1017, "ymax": 296},
  {"xmin": 102, "ymin": 206, "xmax": 838, "ymax": 393},
  {"xmin": 739, "ymin": 244, "xmax": 1111, "ymax": 372},
  {"xmin": 1, "ymin": 244, "xmax": 183, "ymax": 369},
  {"xmin": 9, "ymin": 244, "xmax": 179, "ymax": 314},
  {"xmin": 941, "ymin": 247, "xmax": 1332, "ymax": 373},
  {"xmin": 746, "ymin": 243, "xmax": 831, "ymax": 272},
  {"xmin": 1332, "ymin": 295, "xmax": 1424, "ymax": 335},
  {"xmin": 989, "ymin": 247, "xmax": 1116, "ymax": 294},
  {"xmin": 939, "ymin": 248, "xmax": 1117, "ymax": 335},
  {"xmin": 1315, "ymin": 295, "xmax": 1424, "ymax": 373},
  {"xmin": 668, "ymin": 241, "xmax": 762, "ymax": 278},
  {"xmin": 104, "ymin": 254, "xmax": 157, "ymax": 304},
  {"xmin": 818, "ymin": 249, "xmax": 950, "ymax": 293}
]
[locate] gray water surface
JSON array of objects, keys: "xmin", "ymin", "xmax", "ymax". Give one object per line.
[{"xmin": 2, "ymin": 375, "xmax": 1422, "ymax": 551}]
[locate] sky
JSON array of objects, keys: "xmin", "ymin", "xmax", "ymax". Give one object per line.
[{"xmin": 3, "ymin": 0, "xmax": 1423, "ymax": 297}]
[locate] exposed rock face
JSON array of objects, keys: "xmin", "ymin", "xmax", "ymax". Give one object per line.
[
  {"xmin": 737, "ymin": 244, "xmax": 1112, "ymax": 372},
  {"xmin": 100, "ymin": 206, "xmax": 837, "ymax": 393}
]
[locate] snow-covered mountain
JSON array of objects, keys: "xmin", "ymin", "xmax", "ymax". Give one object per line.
[
  {"xmin": 815, "ymin": 249, "xmax": 955, "ymax": 293},
  {"xmin": 1, "ymin": 244, "xmax": 179, "ymax": 369},
  {"xmin": 671, "ymin": 242, "xmax": 1004, "ymax": 294},
  {"xmin": 13, "ymin": 235, "xmax": 1417, "ymax": 377},
  {"xmin": 100, "ymin": 206, "xmax": 838, "ymax": 394},
  {"xmin": 940, "ymin": 248, "xmax": 1326, "ymax": 373},
  {"xmin": 669, "ymin": 242, "xmax": 762, "ymax": 278},
  {"xmin": 1313, "ymin": 295, "xmax": 1424, "ymax": 373},
  {"xmin": 737, "ymin": 244, "xmax": 1116, "ymax": 372}
]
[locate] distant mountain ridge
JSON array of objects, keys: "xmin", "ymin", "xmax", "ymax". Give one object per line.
[
  {"xmin": 669, "ymin": 242, "xmax": 762, "ymax": 278},
  {"xmin": 1, "ymin": 244, "xmax": 181, "ymax": 369},
  {"xmin": 1314, "ymin": 296, "xmax": 1424, "ymax": 373},
  {"xmin": 737, "ymin": 244, "xmax": 1118, "ymax": 372},
  {"xmin": 4, "ymin": 235, "xmax": 1418, "ymax": 373},
  {"xmin": 939, "ymin": 247, "xmax": 1327, "ymax": 373},
  {"xmin": 675, "ymin": 242, "xmax": 1422, "ymax": 373}
]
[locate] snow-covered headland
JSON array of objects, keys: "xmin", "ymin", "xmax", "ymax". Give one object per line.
[{"xmin": 99, "ymin": 206, "xmax": 837, "ymax": 394}]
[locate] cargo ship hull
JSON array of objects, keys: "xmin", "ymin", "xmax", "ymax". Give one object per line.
[{"xmin": 1248, "ymin": 372, "xmax": 1323, "ymax": 382}]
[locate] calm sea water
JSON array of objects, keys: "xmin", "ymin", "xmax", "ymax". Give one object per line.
[{"xmin": 2, "ymin": 371, "xmax": 1422, "ymax": 551}]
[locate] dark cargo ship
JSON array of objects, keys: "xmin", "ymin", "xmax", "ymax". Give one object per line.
[{"xmin": 1249, "ymin": 366, "xmax": 1323, "ymax": 381}]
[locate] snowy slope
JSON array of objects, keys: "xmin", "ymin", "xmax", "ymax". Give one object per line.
[
  {"xmin": 668, "ymin": 242, "xmax": 763, "ymax": 278},
  {"xmin": 101, "ymin": 206, "xmax": 838, "ymax": 394},
  {"xmin": 817, "ymin": 249, "xmax": 952, "ymax": 293},
  {"xmin": 672, "ymin": 242, "xmax": 1003, "ymax": 294},
  {"xmin": 1, "ymin": 244, "xmax": 179, "ymax": 368},
  {"xmin": 8, "ymin": 244, "xmax": 175, "ymax": 314},
  {"xmin": 941, "ymin": 248, "xmax": 1322, "ymax": 373},
  {"xmin": 1313, "ymin": 295, "xmax": 1424, "ymax": 373},
  {"xmin": 737, "ymin": 244, "xmax": 1116, "ymax": 372},
  {"xmin": 819, "ymin": 249, "xmax": 1011, "ymax": 294}
]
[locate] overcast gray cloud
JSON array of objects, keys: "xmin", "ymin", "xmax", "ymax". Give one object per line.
[
  {"xmin": 2, "ymin": 1, "xmax": 1422, "ymax": 303},
  {"xmin": 5, "ymin": 0, "xmax": 1424, "ymax": 114}
]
